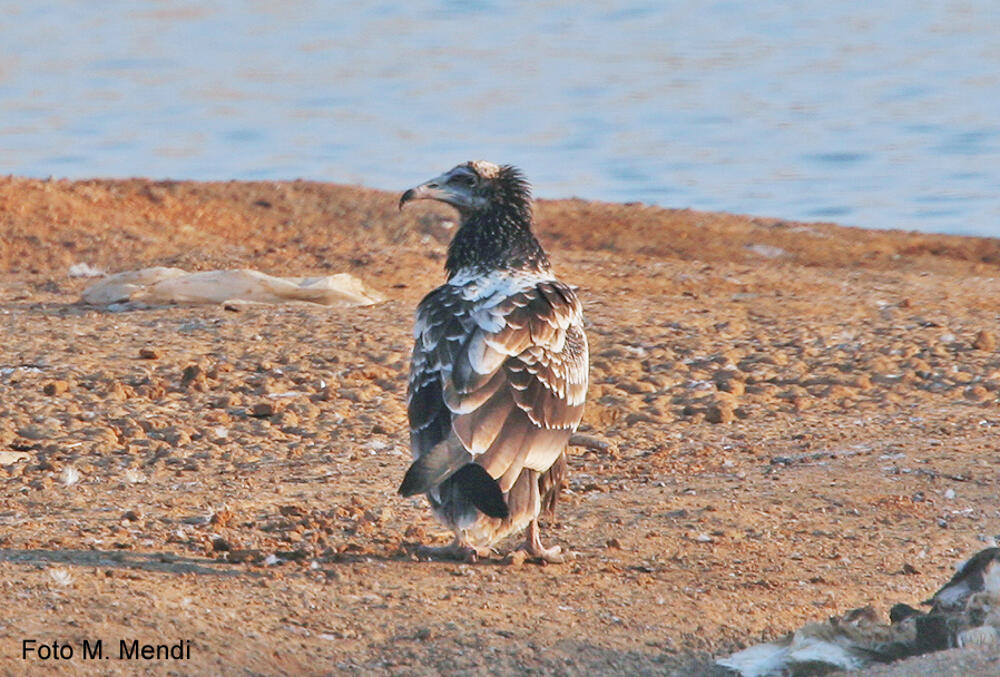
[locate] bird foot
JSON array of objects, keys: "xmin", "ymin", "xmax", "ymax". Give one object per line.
[
  {"xmin": 516, "ymin": 519, "xmax": 574, "ymax": 564},
  {"xmin": 416, "ymin": 542, "xmax": 492, "ymax": 563},
  {"xmin": 514, "ymin": 542, "xmax": 575, "ymax": 565}
]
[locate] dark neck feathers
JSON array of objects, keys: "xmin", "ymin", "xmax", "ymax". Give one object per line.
[{"xmin": 445, "ymin": 172, "xmax": 549, "ymax": 278}]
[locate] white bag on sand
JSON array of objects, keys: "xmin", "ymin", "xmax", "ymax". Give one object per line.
[
  {"xmin": 81, "ymin": 267, "xmax": 385, "ymax": 307},
  {"xmin": 0, "ymin": 451, "xmax": 30, "ymax": 466},
  {"xmin": 80, "ymin": 267, "xmax": 188, "ymax": 305}
]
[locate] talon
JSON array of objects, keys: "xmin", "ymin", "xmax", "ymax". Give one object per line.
[{"xmin": 518, "ymin": 519, "xmax": 571, "ymax": 564}]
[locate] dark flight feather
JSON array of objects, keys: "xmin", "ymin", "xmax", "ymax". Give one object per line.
[{"xmin": 452, "ymin": 463, "xmax": 509, "ymax": 519}]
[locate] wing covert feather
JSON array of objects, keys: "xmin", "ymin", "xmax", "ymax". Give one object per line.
[{"xmin": 407, "ymin": 277, "xmax": 589, "ymax": 493}]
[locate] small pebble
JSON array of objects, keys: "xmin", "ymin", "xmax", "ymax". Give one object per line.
[
  {"xmin": 251, "ymin": 402, "xmax": 278, "ymax": 417},
  {"xmin": 42, "ymin": 380, "xmax": 69, "ymax": 396},
  {"xmin": 705, "ymin": 403, "xmax": 735, "ymax": 424},
  {"xmin": 973, "ymin": 330, "xmax": 997, "ymax": 352}
]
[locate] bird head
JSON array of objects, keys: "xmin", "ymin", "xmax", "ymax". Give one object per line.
[{"xmin": 399, "ymin": 161, "xmax": 529, "ymax": 216}]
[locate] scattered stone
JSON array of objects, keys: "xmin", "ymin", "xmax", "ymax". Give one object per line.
[
  {"xmin": 138, "ymin": 347, "xmax": 161, "ymax": 359},
  {"xmin": 105, "ymin": 381, "xmax": 135, "ymax": 400},
  {"xmin": 363, "ymin": 506, "xmax": 392, "ymax": 524},
  {"xmin": 251, "ymin": 402, "xmax": 278, "ymax": 418},
  {"xmin": 208, "ymin": 362, "xmax": 234, "ymax": 379},
  {"xmin": 226, "ymin": 549, "xmax": 263, "ymax": 564},
  {"xmin": 791, "ymin": 397, "xmax": 810, "ymax": 412},
  {"xmin": 181, "ymin": 364, "xmax": 208, "ymax": 390},
  {"xmin": 138, "ymin": 380, "xmax": 167, "ymax": 399},
  {"xmin": 210, "ymin": 508, "xmax": 235, "ymax": 527},
  {"xmin": 42, "ymin": 380, "xmax": 69, "ymax": 396},
  {"xmin": 705, "ymin": 396, "xmax": 736, "ymax": 424},
  {"xmin": 715, "ymin": 378, "xmax": 745, "ymax": 396},
  {"xmin": 155, "ymin": 426, "xmax": 191, "ymax": 447},
  {"xmin": 311, "ymin": 386, "xmax": 336, "ymax": 402},
  {"xmin": 973, "ymin": 330, "xmax": 996, "ymax": 352},
  {"xmin": 507, "ymin": 550, "xmax": 528, "ymax": 568},
  {"xmin": 619, "ymin": 380, "xmax": 655, "ymax": 394},
  {"xmin": 569, "ymin": 433, "xmax": 613, "ymax": 452},
  {"xmin": 625, "ymin": 411, "xmax": 658, "ymax": 425},
  {"xmin": 122, "ymin": 509, "xmax": 142, "ymax": 522},
  {"xmin": 279, "ymin": 504, "xmax": 307, "ymax": 518},
  {"xmin": 966, "ymin": 385, "xmax": 990, "ymax": 402},
  {"xmin": 16, "ymin": 425, "xmax": 52, "ymax": 441},
  {"xmin": 273, "ymin": 410, "xmax": 299, "ymax": 428},
  {"xmin": 211, "ymin": 393, "xmax": 239, "ymax": 409},
  {"xmin": 853, "ymin": 374, "xmax": 873, "ymax": 389}
]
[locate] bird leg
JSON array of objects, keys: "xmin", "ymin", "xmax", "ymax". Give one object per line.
[
  {"xmin": 417, "ymin": 535, "xmax": 491, "ymax": 563},
  {"xmin": 518, "ymin": 519, "xmax": 571, "ymax": 564}
]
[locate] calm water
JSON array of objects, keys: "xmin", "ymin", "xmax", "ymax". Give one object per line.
[{"xmin": 2, "ymin": 1, "xmax": 998, "ymax": 237}]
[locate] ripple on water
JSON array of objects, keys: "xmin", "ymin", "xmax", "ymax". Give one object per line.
[
  {"xmin": 804, "ymin": 152, "xmax": 869, "ymax": 166},
  {"xmin": 2, "ymin": 1, "xmax": 999, "ymax": 237}
]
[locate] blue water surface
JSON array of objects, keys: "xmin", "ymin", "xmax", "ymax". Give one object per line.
[{"xmin": 1, "ymin": 1, "xmax": 998, "ymax": 236}]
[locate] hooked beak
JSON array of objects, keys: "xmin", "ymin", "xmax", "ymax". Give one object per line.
[{"xmin": 399, "ymin": 174, "xmax": 451, "ymax": 210}]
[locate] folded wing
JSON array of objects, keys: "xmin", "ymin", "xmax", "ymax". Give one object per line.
[{"xmin": 403, "ymin": 278, "xmax": 588, "ymax": 500}]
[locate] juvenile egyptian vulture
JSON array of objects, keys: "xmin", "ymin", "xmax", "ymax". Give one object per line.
[{"xmin": 398, "ymin": 161, "xmax": 589, "ymax": 562}]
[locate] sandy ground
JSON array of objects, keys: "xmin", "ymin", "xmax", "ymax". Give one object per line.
[{"xmin": 1, "ymin": 176, "xmax": 999, "ymax": 676}]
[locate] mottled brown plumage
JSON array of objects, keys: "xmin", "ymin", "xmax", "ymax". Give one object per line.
[{"xmin": 398, "ymin": 161, "xmax": 589, "ymax": 562}]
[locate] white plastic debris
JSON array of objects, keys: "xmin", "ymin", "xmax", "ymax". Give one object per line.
[
  {"xmin": 68, "ymin": 262, "xmax": 105, "ymax": 278},
  {"xmin": 81, "ymin": 267, "xmax": 386, "ymax": 307},
  {"xmin": 60, "ymin": 466, "xmax": 81, "ymax": 486},
  {"xmin": 745, "ymin": 243, "xmax": 788, "ymax": 259},
  {"xmin": 123, "ymin": 468, "xmax": 148, "ymax": 484},
  {"xmin": 0, "ymin": 451, "xmax": 30, "ymax": 466},
  {"xmin": 48, "ymin": 568, "xmax": 74, "ymax": 587}
]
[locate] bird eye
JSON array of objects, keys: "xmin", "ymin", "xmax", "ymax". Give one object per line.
[{"xmin": 451, "ymin": 174, "xmax": 476, "ymax": 187}]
